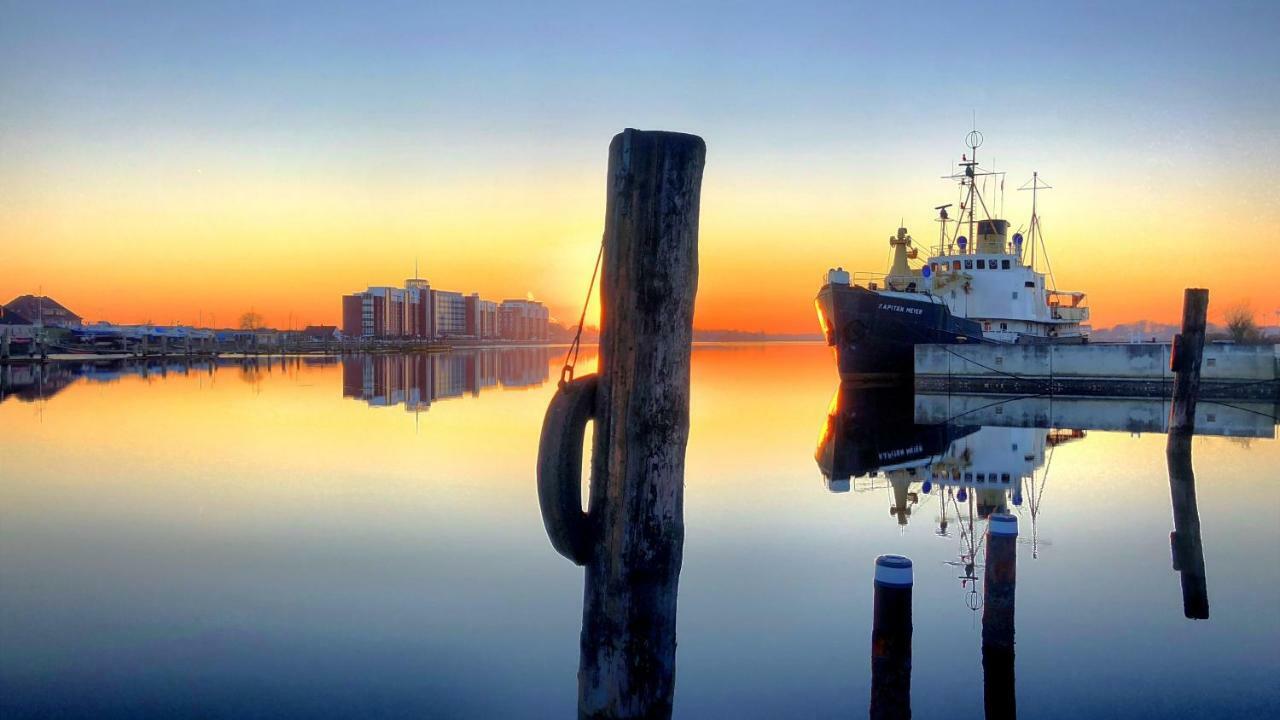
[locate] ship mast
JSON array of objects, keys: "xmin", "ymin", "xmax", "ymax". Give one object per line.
[
  {"xmin": 964, "ymin": 131, "xmax": 981, "ymax": 245},
  {"xmin": 943, "ymin": 130, "xmax": 1004, "ymax": 253},
  {"xmin": 1018, "ymin": 172, "xmax": 1056, "ymax": 287}
]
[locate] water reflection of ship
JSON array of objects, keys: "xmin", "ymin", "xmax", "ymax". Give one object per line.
[
  {"xmin": 816, "ymin": 385, "xmax": 1079, "ymax": 538},
  {"xmin": 341, "ymin": 347, "xmax": 552, "ymax": 410}
]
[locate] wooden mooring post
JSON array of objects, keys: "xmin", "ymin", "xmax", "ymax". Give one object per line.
[
  {"xmin": 983, "ymin": 513, "xmax": 1018, "ymax": 719},
  {"xmin": 538, "ymin": 129, "xmax": 704, "ymax": 719},
  {"xmin": 1169, "ymin": 288, "xmax": 1209, "ymax": 434},
  {"xmin": 870, "ymin": 555, "xmax": 913, "ymax": 720}
]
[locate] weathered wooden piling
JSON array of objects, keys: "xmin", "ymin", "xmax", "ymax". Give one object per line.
[
  {"xmin": 537, "ymin": 129, "xmax": 704, "ymax": 720},
  {"xmin": 983, "ymin": 513, "xmax": 1018, "ymax": 719},
  {"xmin": 1166, "ymin": 433, "xmax": 1209, "ymax": 619},
  {"xmin": 1169, "ymin": 288, "xmax": 1209, "ymax": 434},
  {"xmin": 870, "ymin": 555, "xmax": 913, "ymax": 720},
  {"xmin": 1166, "ymin": 288, "xmax": 1209, "ymax": 619}
]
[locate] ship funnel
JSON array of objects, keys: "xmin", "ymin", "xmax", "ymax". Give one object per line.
[{"xmin": 976, "ymin": 219, "xmax": 1009, "ymax": 254}]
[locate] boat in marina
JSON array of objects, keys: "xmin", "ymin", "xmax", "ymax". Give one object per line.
[{"xmin": 816, "ymin": 132, "xmax": 1090, "ymax": 379}]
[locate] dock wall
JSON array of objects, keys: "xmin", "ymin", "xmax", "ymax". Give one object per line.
[{"xmin": 915, "ymin": 343, "xmax": 1278, "ymax": 399}]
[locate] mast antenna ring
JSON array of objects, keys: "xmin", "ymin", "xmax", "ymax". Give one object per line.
[{"xmin": 965, "ymin": 130, "xmax": 983, "ymax": 150}]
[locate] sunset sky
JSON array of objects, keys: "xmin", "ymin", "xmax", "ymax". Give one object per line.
[{"xmin": 2, "ymin": 1, "xmax": 1277, "ymax": 332}]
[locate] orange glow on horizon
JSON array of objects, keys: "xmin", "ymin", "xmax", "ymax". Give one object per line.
[{"xmin": 3, "ymin": 154, "xmax": 1276, "ymax": 333}]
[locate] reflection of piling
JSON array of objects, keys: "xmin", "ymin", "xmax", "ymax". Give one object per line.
[
  {"xmin": 890, "ymin": 477, "xmax": 912, "ymax": 525},
  {"xmin": 1166, "ymin": 433, "xmax": 1209, "ymax": 619},
  {"xmin": 537, "ymin": 130, "xmax": 704, "ymax": 720},
  {"xmin": 871, "ymin": 555, "xmax": 912, "ymax": 720},
  {"xmin": 1169, "ymin": 288, "xmax": 1208, "ymax": 434},
  {"xmin": 983, "ymin": 513, "xmax": 1017, "ymax": 719}
]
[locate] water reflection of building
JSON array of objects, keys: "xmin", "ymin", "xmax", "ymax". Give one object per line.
[
  {"xmin": 1, "ymin": 363, "xmax": 81, "ymax": 403},
  {"xmin": 0, "ymin": 356, "xmax": 304, "ymax": 404},
  {"xmin": 340, "ymin": 347, "xmax": 552, "ymax": 411}
]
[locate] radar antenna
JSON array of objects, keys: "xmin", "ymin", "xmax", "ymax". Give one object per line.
[{"xmin": 934, "ymin": 203, "xmax": 953, "ymax": 249}]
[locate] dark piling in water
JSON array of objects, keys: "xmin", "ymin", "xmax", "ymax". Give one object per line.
[
  {"xmin": 1166, "ymin": 288, "xmax": 1209, "ymax": 619},
  {"xmin": 1169, "ymin": 288, "xmax": 1208, "ymax": 434},
  {"xmin": 983, "ymin": 513, "xmax": 1018, "ymax": 719},
  {"xmin": 870, "ymin": 554, "xmax": 913, "ymax": 720},
  {"xmin": 537, "ymin": 129, "xmax": 704, "ymax": 719}
]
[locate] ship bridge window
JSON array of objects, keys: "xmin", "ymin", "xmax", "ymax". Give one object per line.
[
  {"xmin": 964, "ymin": 260, "xmax": 973, "ymax": 269},
  {"xmin": 953, "ymin": 261, "xmax": 961, "ymax": 271},
  {"xmin": 1025, "ymin": 281, "xmax": 1035, "ymax": 288},
  {"xmin": 1012, "ymin": 291, "xmax": 1019, "ymax": 299},
  {"xmin": 976, "ymin": 259, "xmax": 986, "ymax": 269},
  {"xmin": 1001, "ymin": 260, "xmax": 1011, "ymax": 269}
]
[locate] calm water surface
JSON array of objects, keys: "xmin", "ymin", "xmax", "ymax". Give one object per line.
[{"xmin": 2, "ymin": 344, "xmax": 1277, "ymax": 718}]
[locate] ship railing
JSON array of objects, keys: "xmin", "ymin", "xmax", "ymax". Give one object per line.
[
  {"xmin": 1046, "ymin": 290, "xmax": 1087, "ymax": 308},
  {"xmin": 851, "ymin": 271, "xmax": 888, "ymax": 289},
  {"xmin": 1051, "ymin": 306, "xmax": 1089, "ymax": 322}
]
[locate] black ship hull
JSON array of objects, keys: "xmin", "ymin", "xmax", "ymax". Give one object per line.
[{"xmin": 816, "ymin": 284, "xmax": 986, "ymax": 379}]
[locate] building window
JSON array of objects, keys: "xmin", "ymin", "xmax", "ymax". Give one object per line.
[
  {"xmin": 1025, "ymin": 281, "xmax": 1035, "ymax": 288},
  {"xmin": 1001, "ymin": 259, "xmax": 1011, "ymax": 269},
  {"xmin": 976, "ymin": 259, "xmax": 986, "ymax": 269},
  {"xmin": 1012, "ymin": 291, "xmax": 1019, "ymax": 299},
  {"xmin": 964, "ymin": 260, "xmax": 973, "ymax": 269},
  {"xmin": 952, "ymin": 261, "xmax": 961, "ymax": 271},
  {"xmin": 1000, "ymin": 322, "xmax": 1008, "ymax": 330}
]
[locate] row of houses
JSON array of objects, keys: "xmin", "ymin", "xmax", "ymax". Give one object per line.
[{"xmin": 341, "ymin": 279, "xmax": 549, "ymax": 342}]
